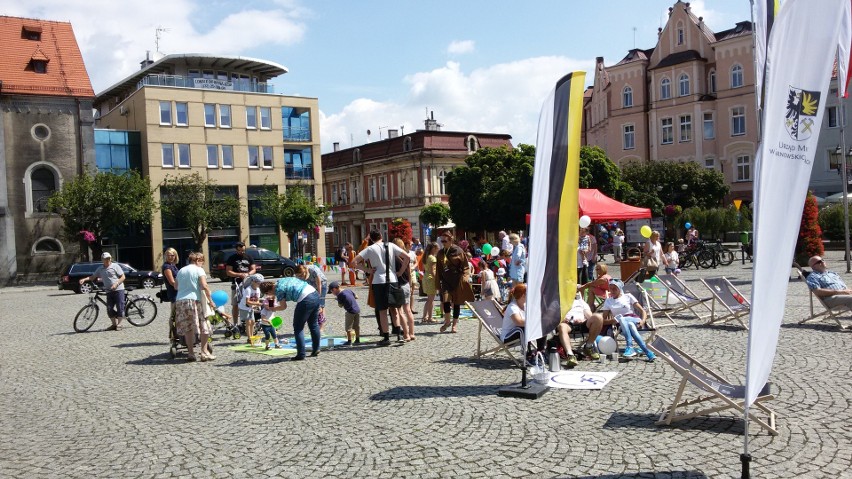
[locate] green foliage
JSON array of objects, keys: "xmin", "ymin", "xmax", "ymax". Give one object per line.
[
  {"xmin": 159, "ymin": 173, "xmax": 244, "ymax": 251},
  {"xmin": 419, "ymin": 203, "xmax": 451, "ymax": 229},
  {"xmin": 817, "ymin": 203, "xmax": 850, "ymax": 241},
  {"xmin": 445, "ymin": 144, "xmax": 535, "ymax": 231},
  {"xmin": 389, "ymin": 218, "xmax": 413, "ymax": 243},
  {"xmin": 676, "ymin": 206, "xmax": 751, "ymax": 240},
  {"xmin": 579, "ymin": 146, "xmax": 631, "ymax": 199},
  {"xmin": 796, "ymin": 193, "xmax": 824, "ymax": 261},
  {"xmin": 621, "ymin": 161, "xmax": 729, "ymax": 216},
  {"xmin": 48, "ymin": 171, "xmax": 156, "ymax": 252},
  {"xmin": 257, "ymin": 185, "xmax": 329, "ymax": 240}
]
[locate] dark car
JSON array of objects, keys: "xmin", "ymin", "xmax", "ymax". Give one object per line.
[
  {"xmin": 210, "ymin": 247, "xmax": 297, "ymax": 281},
  {"xmin": 58, "ymin": 262, "xmax": 164, "ymax": 294}
]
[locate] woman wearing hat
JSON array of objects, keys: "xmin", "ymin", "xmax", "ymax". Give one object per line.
[{"xmin": 599, "ymin": 279, "xmax": 655, "ymax": 361}]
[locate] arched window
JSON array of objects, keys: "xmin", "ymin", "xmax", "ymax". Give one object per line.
[
  {"xmin": 677, "ymin": 22, "xmax": 685, "ymax": 45},
  {"xmin": 403, "ymin": 136, "xmax": 413, "ymax": 152},
  {"xmin": 708, "ymin": 69, "xmax": 717, "ymax": 94},
  {"xmin": 623, "ymin": 86, "xmax": 633, "ymax": 108},
  {"xmin": 660, "ymin": 77, "xmax": 671, "ymax": 100},
  {"xmin": 353, "ymin": 148, "xmax": 361, "ymax": 162},
  {"xmin": 679, "ymin": 74, "xmax": 690, "ymax": 96},
  {"xmin": 466, "ymin": 135, "xmax": 478, "ymax": 153},
  {"xmin": 731, "ymin": 64, "xmax": 744, "ymax": 88},
  {"xmin": 23, "ymin": 161, "xmax": 61, "ymax": 215},
  {"xmin": 438, "ymin": 170, "xmax": 448, "ymax": 195},
  {"xmin": 32, "ymin": 237, "xmax": 64, "ymax": 255}
]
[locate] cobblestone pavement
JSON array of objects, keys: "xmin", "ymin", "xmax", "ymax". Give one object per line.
[{"xmin": 1, "ymin": 252, "xmax": 851, "ymax": 478}]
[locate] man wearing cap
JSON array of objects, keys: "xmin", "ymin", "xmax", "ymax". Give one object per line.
[
  {"xmin": 226, "ymin": 242, "xmax": 256, "ymax": 321},
  {"xmin": 80, "ymin": 252, "xmax": 126, "ymax": 330},
  {"xmin": 807, "ymin": 255, "xmax": 852, "ymax": 311}
]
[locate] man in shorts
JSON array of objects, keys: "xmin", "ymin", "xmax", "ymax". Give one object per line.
[
  {"xmin": 556, "ymin": 294, "xmax": 611, "ymax": 363},
  {"xmin": 225, "ymin": 242, "xmax": 256, "ymax": 323},
  {"xmin": 352, "ymin": 230, "xmax": 407, "ymax": 346}
]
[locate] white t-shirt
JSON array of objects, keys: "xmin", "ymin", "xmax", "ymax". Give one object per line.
[
  {"xmin": 565, "ymin": 298, "xmax": 591, "ymax": 323},
  {"xmin": 501, "ymin": 236, "xmax": 513, "ymax": 254},
  {"xmin": 357, "ymin": 241, "xmax": 407, "ymax": 284},
  {"xmin": 501, "ymin": 301, "xmax": 524, "ymax": 341},
  {"xmin": 600, "ymin": 293, "xmax": 639, "ymax": 317},
  {"xmin": 260, "ymin": 296, "xmax": 279, "ymax": 323},
  {"xmin": 664, "ymin": 251, "xmax": 679, "ymax": 268},
  {"xmin": 613, "ymin": 234, "xmax": 624, "ymax": 246},
  {"xmin": 239, "ymin": 285, "xmax": 261, "ymax": 312},
  {"xmin": 645, "ymin": 240, "xmax": 662, "ymax": 263}
]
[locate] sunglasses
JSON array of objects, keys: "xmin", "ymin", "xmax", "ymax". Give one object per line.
[{"xmin": 813, "ymin": 259, "xmax": 825, "ymax": 266}]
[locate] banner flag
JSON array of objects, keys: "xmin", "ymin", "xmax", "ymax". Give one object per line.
[
  {"xmin": 746, "ymin": 0, "xmax": 851, "ymax": 407},
  {"xmin": 525, "ymin": 72, "xmax": 585, "ymax": 342},
  {"xmin": 837, "ymin": 1, "xmax": 852, "ymax": 97},
  {"xmin": 753, "ymin": 0, "xmax": 781, "ymax": 109}
]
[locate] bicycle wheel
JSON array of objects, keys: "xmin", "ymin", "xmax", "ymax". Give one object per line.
[
  {"xmin": 126, "ymin": 297, "xmax": 158, "ymax": 327},
  {"xmin": 698, "ymin": 250, "xmax": 715, "ymax": 269},
  {"xmin": 718, "ymin": 249, "xmax": 735, "ymax": 266},
  {"xmin": 74, "ymin": 304, "xmax": 99, "ymax": 333},
  {"xmin": 679, "ymin": 254, "xmax": 693, "ymax": 269}
]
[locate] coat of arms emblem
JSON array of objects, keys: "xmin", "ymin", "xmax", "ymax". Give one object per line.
[{"xmin": 785, "ymin": 86, "xmax": 820, "ymax": 141}]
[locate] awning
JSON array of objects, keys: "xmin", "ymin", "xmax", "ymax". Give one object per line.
[{"xmin": 578, "ymin": 188, "xmax": 652, "ymax": 221}]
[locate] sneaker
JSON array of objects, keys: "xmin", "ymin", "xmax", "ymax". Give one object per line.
[
  {"xmin": 310, "ymin": 351, "xmax": 320, "ymax": 357},
  {"xmin": 353, "ymin": 338, "xmax": 361, "ymax": 345},
  {"xmin": 264, "ymin": 341, "xmax": 271, "ymax": 350},
  {"xmin": 645, "ymin": 351, "xmax": 656, "ymax": 362},
  {"xmin": 564, "ymin": 355, "xmax": 579, "ymax": 368},
  {"xmin": 622, "ymin": 347, "xmax": 637, "ymax": 358},
  {"xmin": 583, "ymin": 343, "xmax": 600, "ymax": 361},
  {"xmin": 274, "ymin": 343, "xmax": 283, "ymax": 349},
  {"xmin": 342, "ymin": 340, "xmax": 353, "ymax": 346},
  {"xmin": 376, "ymin": 338, "xmax": 391, "ymax": 347}
]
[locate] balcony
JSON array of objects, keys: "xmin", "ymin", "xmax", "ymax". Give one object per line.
[
  {"xmin": 138, "ymin": 74, "xmax": 274, "ymax": 94},
  {"xmin": 283, "ymin": 126, "xmax": 311, "ymax": 142},
  {"xmin": 284, "ymin": 166, "xmax": 313, "ymax": 180}
]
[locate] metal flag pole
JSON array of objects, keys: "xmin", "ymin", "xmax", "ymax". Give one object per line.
[{"xmin": 838, "ymin": 80, "xmax": 852, "ymax": 273}]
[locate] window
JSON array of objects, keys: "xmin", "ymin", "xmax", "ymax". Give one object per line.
[
  {"xmin": 369, "ymin": 178, "xmax": 377, "ymax": 201},
  {"xmin": 177, "ymin": 144, "xmax": 190, "ymax": 168},
  {"xmin": 284, "ymin": 148, "xmax": 313, "ymax": 179},
  {"xmin": 351, "ymin": 180, "xmax": 359, "ymax": 203},
  {"xmin": 260, "ymin": 107, "xmax": 271, "ymax": 129},
  {"xmin": 438, "ymin": 170, "xmax": 448, "ymax": 195},
  {"xmin": 466, "ymin": 136, "xmax": 478, "ymax": 153},
  {"xmin": 204, "ymin": 104, "xmax": 216, "ymax": 127},
  {"xmin": 248, "ymin": 146, "xmax": 259, "ymax": 168},
  {"xmin": 340, "ymin": 182, "xmax": 348, "ymax": 204},
  {"xmin": 33, "ymin": 238, "xmax": 63, "ymax": 254},
  {"xmin": 679, "ymin": 115, "xmax": 692, "ymax": 142},
  {"xmin": 159, "ymin": 101, "xmax": 171, "ymax": 125},
  {"xmin": 660, "ymin": 78, "xmax": 671, "ymax": 100},
  {"xmin": 661, "ymin": 118, "xmax": 674, "ymax": 144},
  {"xmin": 679, "ymin": 74, "xmax": 690, "ymax": 96},
  {"xmin": 207, "ymin": 145, "xmax": 218, "ymax": 168},
  {"xmin": 30, "ymin": 167, "xmax": 56, "ymax": 212},
  {"xmin": 331, "ymin": 185, "xmax": 338, "ymax": 206},
  {"xmin": 677, "ymin": 23, "xmax": 685, "ymax": 45},
  {"xmin": 175, "ymin": 102, "xmax": 188, "ymax": 126},
  {"xmin": 704, "ymin": 157, "xmax": 716, "ymax": 170},
  {"xmin": 380, "ymin": 176, "xmax": 388, "ymax": 200},
  {"xmin": 736, "ymin": 155, "xmax": 751, "ymax": 181},
  {"xmin": 94, "ymin": 129, "xmax": 140, "ymax": 174},
  {"xmin": 403, "ymin": 137, "xmax": 413, "ymax": 152},
  {"xmin": 703, "ymin": 112, "xmax": 715, "ymax": 139},
  {"xmin": 731, "ymin": 107, "xmax": 746, "ymax": 136},
  {"xmin": 709, "ymin": 70, "xmax": 717, "ymax": 94},
  {"xmin": 246, "ymin": 107, "xmax": 257, "ymax": 129},
  {"xmin": 262, "ymin": 146, "xmax": 273, "ymax": 168},
  {"xmin": 31, "ymin": 60, "xmax": 47, "ymax": 73},
  {"xmin": 222, "ymin": 145, "xmax": 234, "ymax": 168},
  {"xmin": 731, "ymin": 64, "xmax": 744, "ymax": 88},
  {"xmin": 282, "ymin": 107, "xmax": 312, "ymax": 142},
  {"xmin": 623, "ymin": 124, "xmax": 635, "ymax": 150},
  {"xmin": 623, "ymin": 86, "xmax": 633, "ymax": 108},
  {"xmin": 219, "ymin": 105, "xmax": 231, "ymax": 128},
  {"xmin": 828, "ymin": 106, "xmax": 839, "ymax": 128},
  {"xmin": 829, "ymin": 148, "xmax": 842, "ymax": 170},
  {"xmin": 162, "ymin": 144, "xmax": 174, "ymax": 167}
]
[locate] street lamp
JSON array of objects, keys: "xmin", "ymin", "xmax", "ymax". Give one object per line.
[{"xmin": 830, "ymin": 145, "xmax": 852, "ymax": 272}]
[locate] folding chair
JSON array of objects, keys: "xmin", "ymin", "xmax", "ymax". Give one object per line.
[
  {"xmin": 700, "ymin": 277, "xmax": 750, "ymax": 329},
  {"xmin": 793, "ymin": 265, "xmax": 850, "ymax": 330},
  {"xmin": 647, "ymin": 336, "xmax": 778, "ymax": 435},
  {"xmin": 655, "ymin": 274, "xmax": 713, "ymax": 321},
  {"xmin": 624, "ymin": 279, "xmax": 675, "ymax": 329},
  {"xmin": 467, "ymin": 299, "xmax": 523, "ymax": 367}
]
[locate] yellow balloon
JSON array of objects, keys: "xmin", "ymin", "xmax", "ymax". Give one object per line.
[{"xmin": 640, "ymin": 225, "xmax": 652, "ymax": 238}]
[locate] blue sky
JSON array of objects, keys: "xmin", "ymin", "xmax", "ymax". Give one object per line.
[{"xmin": 3, "ymin": 0, "xmax": 751, "ymax": 151}]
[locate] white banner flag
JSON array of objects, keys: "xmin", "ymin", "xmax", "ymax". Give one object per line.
[{"xmin": 746, "ymin": 0, "xmax": 852, "ymax": 406}]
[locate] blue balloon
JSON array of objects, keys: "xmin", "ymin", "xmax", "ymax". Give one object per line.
[
  {"xmin": 685, "ymin": 222, "xmax": 692, "ymax": 229},
  {"xmin": 211, "ymin": 290, "xmax": 229, "ymax": 307}
]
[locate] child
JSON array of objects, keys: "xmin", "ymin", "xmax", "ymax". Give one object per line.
[
  {"xmin": 204, "ymin": 301, "xmax": 238, "ymax": 339},
  {"xmin": 663, "ymin": 242, "xmax": 679, "ymax": 275},
  {"xmin": 239, "ymin": 274, "xmax": 265, "ymax": 344},
  {"xmin": 328, "ymin": 281, "xmax": 360, "ymax": 346},
  {"xmin": 259, "ymin": 282, "xmax": 287, "ymax": 349}
]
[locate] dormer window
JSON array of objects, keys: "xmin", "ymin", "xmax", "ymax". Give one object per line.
[
  {"xmin": 22, "ymin": 25, "xmax": 42, "ymax": 41},
  {"xmin": 31, "ymin": 60, "xmax": 47, "ymax": 74}
]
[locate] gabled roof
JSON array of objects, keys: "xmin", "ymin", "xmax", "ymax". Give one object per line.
[
  {"xmin": 615, "ymin": 48, "xmax": 655, "ymax": 66},
  {"xmin": 651, "ymin": 50, "xmax": 706, "ymax": 70},
  {"xmin": 715, "ymin": 21, "xmax": 753, "ymax": 42},
  {"xmin": 0, "ymin": 16, "xmax": 94, "ymax": 98}
]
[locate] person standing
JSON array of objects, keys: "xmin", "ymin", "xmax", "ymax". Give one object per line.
[
  {"xmin": 499, "ymin": 231, "xmax": 513, "ymax": 255},
  {"xmin": 577, "ymin": 228, "xmax": 591, "ymax": 285},
  {"xmin": 612, "ymin": 229, "xmax": 625, "ymax": 263},
  {"xmin": 436, "ymin": 232, "xmax": 475, "ymax": 333},
  {"xmin": 352, "ymin": 230, "xmax": 409, "ymax": 346},
  {"xmin": 584, "ymin": 228, "xmax": 598, "ymax": 281},
  {"xmin": 337, "ymin": 244, "xmax": 349, "ymax": 285},
  {"xmin": 161, "ymin": 248, "xmax": 180, "ymax": 332},
  {"xmin": 225, "ymin": 242, "xmax": 256, "ymax": 323},
  {"xmin": 508, "ymin": 233, "xmax": 526, "ymax": 285},
  {"xmin": 643, "ymin": 231, "xmax": 663, "ymax": 277},
  {"xmin": 174, "ymin": 252, "xmax": 216, "ymax": 361},
  {"xmin": 420, "ymin": 242, "xmax": 439, "ymax": 324},
  {"xmin": 80, "ymin": 252, "xmax": 126, "ymax": 331}
]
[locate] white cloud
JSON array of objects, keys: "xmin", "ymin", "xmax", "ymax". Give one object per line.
[
  {"xmin": 447, "ymin": 40, "xmax": 475, "ymax": 55},
  {"xmin": 320, "ymin": 56, "xmax": 595, "ymax": 153},
  {"xmin": 1, "ymin": 0, "xmax": 308, "ymax": 92}
]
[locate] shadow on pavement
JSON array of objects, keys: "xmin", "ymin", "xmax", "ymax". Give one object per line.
[
  {"xmin": 603, "ymin": 412, "xmax": 744, "ymax": 436},
  {"xmin": 125, "ymin": 352, "xmax": 179, "ymax": 366},
  {"xmin": 436, "ymin": 355, "xmax": 517, "ymax": 370},
  {"xmin": 565, "ymin": 472, "xmax": 708, "ymax": 479},
  {"xmin": 369, "ymin": 384, "xmax": 503, "ymax": 400},
  {"xmin": 112, "ymin": 341, "xmax": 167, "ymax": 348},
  {"xmin": 781, "ymin": 322, "xmax": 849, "ymax": 332}
]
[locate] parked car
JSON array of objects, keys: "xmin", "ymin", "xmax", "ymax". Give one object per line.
[
  {"xmin": 210, "ymin": 247, "xmax": 297, "ymax": 281},
  {"xmin": 58, "ymin": 262, "xmax": 164, "ymax": 294}
]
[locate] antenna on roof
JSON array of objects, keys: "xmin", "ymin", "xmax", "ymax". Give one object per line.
[
  {"xmin": 633, "ymin": 27, "xmax": 637, "ymax": 48},
  {"xmin": 155, "ymin": 26, "xmax": 170, "ymax": 54}
]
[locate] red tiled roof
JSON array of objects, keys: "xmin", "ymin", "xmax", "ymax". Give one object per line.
[{"xmin": 0, "ymin": 16, "xmax": 94, "ymax": 98}]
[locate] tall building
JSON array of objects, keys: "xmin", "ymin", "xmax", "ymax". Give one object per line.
[
  {"xmin": 94, "ymin": 53, "xmax": 324, "ymax": 268},
  {"xmin": 0, "ymin": 16, "xmax": 95, "ymax": 284},
  {"xmin": 583, "ymin": 1, "xmax": 757, "ymax": 202},
  {"xmin": 321, "ymin": 116, "xmax": 512, "ymax": 248}
]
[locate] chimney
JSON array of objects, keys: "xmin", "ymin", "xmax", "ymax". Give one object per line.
[
  {"xmin": 388, "ymin": 129, "xmax": 399, "ymax": 138},
  {"xmin": 333, "ymin": 142, "xmax": 340, "ymax": 152},
  {"xmin": 140, "ymin": 51, "xmax": 155, "ymax": 70},
  {"xmin": 425, "ymin": 111, "xmax": 440, "ymax": 131}
]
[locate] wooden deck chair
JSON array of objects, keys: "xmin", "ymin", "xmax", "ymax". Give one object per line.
[
  {"xmin": 700, "ymin": 277, "xmax": 750, "ymax": 329},
  {"xmin": 792, "ymin": 264, "xmax": 850, "ymax": 330},
  {"xmin": 647, "ymin": 336, "xmax": 778, "ymax": 435},
  {"xmin": 623, "ymin": 280, "xmax": 675, "ymax": 328},
  {"xmin": 655, "ymin": 274, "xmax": 713, "ymax": 320},
  {"xmin": 467, "ymin": 299, "xmax": 523, "ymax": 367}
]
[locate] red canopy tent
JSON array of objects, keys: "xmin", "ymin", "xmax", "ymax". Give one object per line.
[{"xmin": 578, "ymin": 188, "xmax": 651, "ymax": 222}]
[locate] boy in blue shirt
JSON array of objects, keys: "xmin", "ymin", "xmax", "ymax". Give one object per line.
[{"xmin": 329, "ymin": 281, "xmax": 360, "ymax": 346}]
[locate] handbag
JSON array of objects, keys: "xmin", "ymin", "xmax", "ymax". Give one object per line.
[
  {"xmin": 644, "ymin": 255, "xmax": 659, "ymax": 271},
  {"xmin": 385, "ymin": 244, "xmax": 406, "ymax": 307}
]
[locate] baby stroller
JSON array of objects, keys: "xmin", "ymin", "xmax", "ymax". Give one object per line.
[{"xmin": 168, "ymin": 304, "xmax": 215, "ymax": 359}]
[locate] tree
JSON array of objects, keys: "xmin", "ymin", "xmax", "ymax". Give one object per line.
[
  {"xmin": 257, "ymin": 185, "xmax": 330, "ymax": 249},
  {"xmin": 419, "ymin": 203, "xmax": 451, "ymax": 240},
  {"xmin": 48, "ymin": 171, "xmax": 156, "ymax": 260},
  {"xmin": 796, "ymin": 192, "xmax": 824, "ymax": 264},
  {"xmin": 579, "ymin": 146, "xmax": 630, "ymax": 199},
  {"xmin": 445, "ymin": 144, "xmax": 535, "ymax": 231},
  {"xmin": 159, "ymin": 173, "xmax": 244, "ymax": 252},
  {"xmin": 389, "ymin": 218, "xmax": 413, "ymax": 243},
  {"xmin": 817, "ymin": 203, "xmax": 849, "ymax": 241},
  {"xmin": 621, "ymin": 161, "xmax": 729, "ymax": 216}
]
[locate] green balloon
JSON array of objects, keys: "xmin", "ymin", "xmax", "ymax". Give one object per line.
[{"xmin": 482, "ymin": 243, "xmax": 493, "ymax": 255}]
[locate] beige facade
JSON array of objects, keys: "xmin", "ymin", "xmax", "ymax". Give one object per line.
[
  {"xmin": 584, "ymin": 1, "xmax": 758, "ymax": 202},
  {"xmin": 95, "ymin": 54, "xmax": 324, "ymax": 267},
  {"xmin": 321, "ymin": 124, "xmax": 512, "ymax": 248}
]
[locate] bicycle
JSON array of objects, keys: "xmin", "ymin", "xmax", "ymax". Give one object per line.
[{"xmin": 73, "ymin": 286, "xmax": 158, "ymax": 333}]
